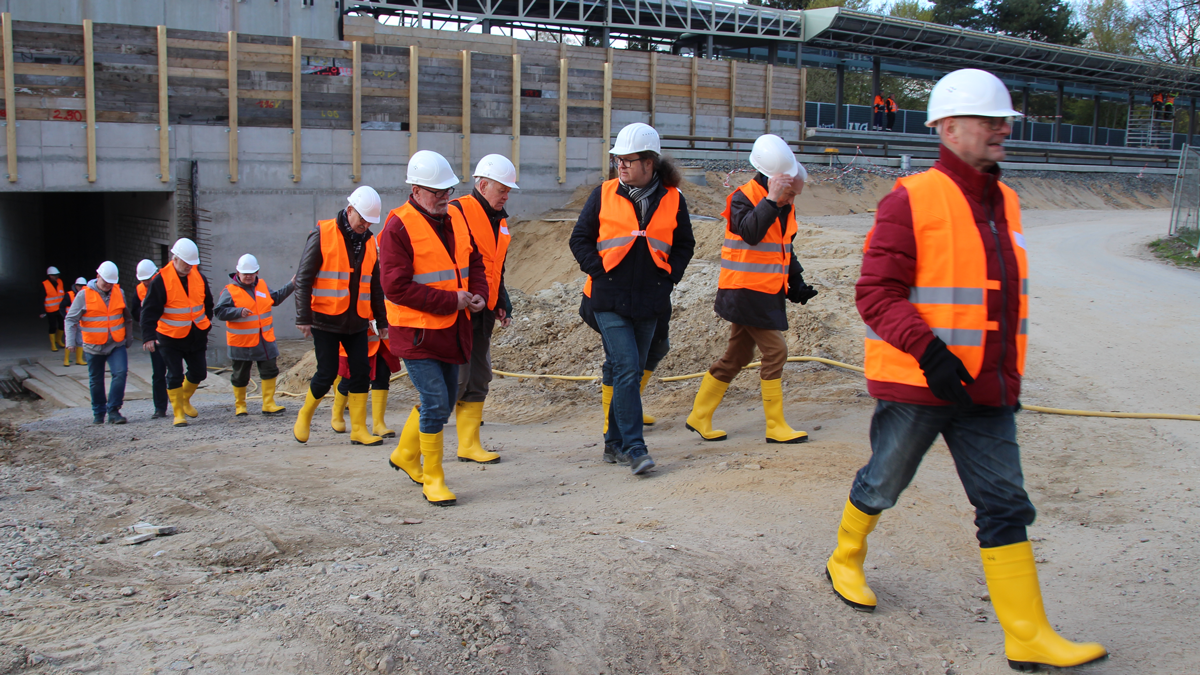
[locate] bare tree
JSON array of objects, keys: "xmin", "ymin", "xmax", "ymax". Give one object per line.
[{"xmin": 1136, "ymin": 0, "xmax": 1200, "ymax": 66}]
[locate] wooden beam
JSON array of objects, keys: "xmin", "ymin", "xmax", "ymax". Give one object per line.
[
  {"xmin": 799, "ymin": 65, "xmax": 807, "ymax": 140},
  {"xmin": 291, "ymin": 36, "xmax": 301, "ymax": 183},
  {"xmin": 461, "ymin": 49, "xmax": 471, "ymax": 182},
  {"xmin": 228, "ymin": 31, "xmax": 238, "ymax": 183},
  {"xmin": 83, "ymin": 19, "xmax": 96, "ymax": 183},
  {"xmin": 649, "ymin": 51, "xmax": 657, "ymax": 128},
  {"xmin": 728, "ymin": 60, "xmax": 736, "ymax": 149},
  {"xmin": 558, "ymin": 57, "xmax": 567, "ymax": 184},
  {"xmin": 156, "ymin": 26, "xmax": 169, "ymax": 183},
  {"xmin": 511, "ymin": 53, "xmax": 520, "ymax": 182},
  {"xmin": 408, "ymin": 44, "xmax": 418, "ymax": 156},
  {"xmin": 3, "ymin": 12, "xmax": 16, "ymax": 182},
  {"xmin": 602, "ymin": 56, "xmax": 612, "ymax": 179},
  {"xmin": 765, "ymin": 63, "xmax": 773, "ymax": 134},
  {"xmin": 352, "ymin": 40, "xmax": 361, "ymax": 183},
  {"xmin": 689, "ymin": 55, "xmax": 698, "ymax": 148}
]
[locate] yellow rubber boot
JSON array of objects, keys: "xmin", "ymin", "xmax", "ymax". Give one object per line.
[
  {"xmin": 260, "ymin": 378, "xmax": 286, "ymax": 414},
  {"xmin": 293, "ymin": 390, "xmax": 322, "ymax": 443},
  {"xmin": 167, "ymin": 387, "xmax": 188, "ymax": 427},
  {"xmin": 419, "ymin": 431, "xmax": 457, "ymax": 506},
  {"xmin": 685, "ymin": 373, "xmax": 730, "ymax": 441},
  {"xmin": 639, "ymin": 370, "xmax": 656, "ymax": 425},
  {"xmin": 49, "ymin": 333, "xmax": 59, "ymax": 352},
  {"xmin": 761, "ymin": 377, "xmax": 808, "ymax": 443},
  {"xmin": 389, "ymin": 406, "xmax": 424, "ymax": 485},
  {"xmin": 56, "ymin": 330, "xmax": 65, "ymax": 350},
  {"xmin": 330, "ymin": 379, "xmax": 348, "ymax": 433},
  {"xmin": 601, "ymin": 384, "xmax": 613, "ymax": 434},
  {"xmin": 63, "ymin": 344, "xmax": 71, "ymax": 366},
  {"xmin": 826, "ymin": 499, "xmax": 880, "ymax": 611},
  {"xmin": 981, "ymin": 541, "xmax": 1108, "ymax": 671},
  {"xmin": 233, "ymin": 386, "xmax": 248, "ymax": 416},
  {"xmin": 455, "ymin": 400, "xmax": 500, "ymax": 464},
  {"xmin": 179, "ymin": 379, "xmax": 200, "ymax": 418},
  {"xmin": 76, "ymin": 347, "xmax": 84, "ymax": 365},
  {"xmin": 348, "ymin": 392, "xmax": 383, "ymax": 446},
  {"xmin": 371, "ymin": 389, "xmax": 396, "ymax": 438}
]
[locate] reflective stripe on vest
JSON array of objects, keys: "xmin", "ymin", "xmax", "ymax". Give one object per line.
[
  {"xmin": 449, "ymin": 194, "xmax": 510, "ymax": 310},
  {"xmin": 156, "ymin": 264, "xmax": 211, "ymax": 337},
  {"xmin": 310, "ymin": 219, "xmax": 377, "ymax": 319},
  {"xmin": 863, "ymin": 167, "xmax": 1029, "ymax": 388},
  {"xmin": 80, "ymin": 284, "xmax": 126, "ymax": 345},
  {"xmin": 43, "ymin": 278, "xmax": 64, "ymax": 313},
  {"xmin": 224, "ymin": 279, "xmax": 276, "ymax": 347},
  {"xmin": 383, "ymin": 202, "xmax": 474, "ymax": 330},
  {"xmin": 584, "ymin": 179, "xmax": 679, "ymax": 297},
  {"xmin": 718, "ymin": 178, "xmax": 797, "ymax": 294}
]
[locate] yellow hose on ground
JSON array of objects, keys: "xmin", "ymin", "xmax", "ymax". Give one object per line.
[{"xmin": 658, "ymin": 356, "xmax": 863, "ymax": 381}]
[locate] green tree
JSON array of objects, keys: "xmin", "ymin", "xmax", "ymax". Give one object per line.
[
  {"xmin": 888, "ymin": 0, "xmax": 936, "ymax": 21},
  {"xmin": 1078, "ymin": 0, "xmax": 1141, "ymax": 54},
  {"xmin": 931, "ymin": 0, "xmax": 985, "ymax": 28},
  {"xmin": 985, "ymin": 0, "xmax": 1085, "ymax": 45}
]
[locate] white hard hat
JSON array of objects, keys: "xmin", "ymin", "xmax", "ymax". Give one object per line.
[
  {"xmin": 171, "ymin": 238, "xmax": 201, "ymax": 266},
  {"xmin": 96, "ymin": 261, "xmax": 119, "ymax": 284},
  {"xmin": 236, "ymin": 253, "xmax": 260, "ymax": 274},
  {"xmin": 473, "ymin": 154, "xmax": 519, "ymax": 189},
  {"xmin": 610, "ymin": 123, "xmax": 661, "ymax": 156},
  {"xmin": 406, "ymin": 150, "xmax": 459, "ymax": 190},
  {"xmin": 136, "ymin": 259, "xmax": 157, "ymax": 281},
  {"xmin": 74, "ymin": 277, "xmax": 87, "ymax": 286},
  {"xmin": 926, "ymin": 68, "xmax": 1022, "ymax": 127},
  {"xmin": 749, "ymin": 134, "xmax": 802, "ymax": 179},
  {"xmin": 347, "ymin": 185, "xmax": 382, "ymax": 224},
  {"xmin": 47, "ymin": 266, "xmax": 60, "ymax": 275}
]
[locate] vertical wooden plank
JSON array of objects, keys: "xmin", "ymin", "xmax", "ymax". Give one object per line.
[
  {"xmin": 461, "ymin": 50, "xmax": 471, "ymax": 182},
  {"xmin": 228, "ymin": 31, "xmax": 238, "ymax": 183},
  {"xmin": 799, "ymin": 66, "xmax": 807, "ymax": 142},
  {"xmin": 408, "ymin": 45, "xmax": 418, "ymax": 156},
  {"xmin": 602, "ymin": 58, "xmax": 612, "ymax": 178},
  {"xmin": 511, "ymin": 53, "xmax": 520, "ymax": 182},
  {"xmin": 558, "ymin": 57, "xmax": 567, "ymax": 184},
  {"xmin": 3, "ymin": 13, "xmax": 18, "ymax": 182},
  {"xmin": 689, "ymin": 56, "xmax": 698, "ymax": 148},
  {"xmin": 291, "ymin": 36, "xmax": 301, "ymax": 183},
  {"xmin": 352, "ymin": 41, "xmax": 361, "ymax": 183},
  {"xmin": 765, "ymin": 63, "xmax": 773, "ymax": 134},
  {"xmin": 649, "ymin": 51, "xmax": 658, "ymax": 128},
  {"xmin": 83, "ymin": 19, "xmax": 96, "ymax": 183},
  {"xmin": 156, "ymin": 26, "xmax": 169, "ymax": 182},
  {"xmin": 728, "ymin": 60, "xmax": 736, "ymax": 149}
]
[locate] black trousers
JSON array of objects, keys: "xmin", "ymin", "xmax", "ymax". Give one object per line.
[
  {"xmin": 337, "ymin": 356, "xmax": 390, "ymax": 395},
  {"xmin": 47, "ymin": 313, "xmax": 63, "ymax": 334},
  {"xmin": 158, "ymin": 342, "xmax": 207, "ymax": 390},
  {"xmin": 886, "ymin": 111, "xmax": 896, "ymax": 131},
  {"xmin": 230, "ymin": 358, "xmax": 280, "ymax": 388},
  {"xmin": 311, "ymin": 327, "xmax": 369, "ymax": 397},
  {"xmin": 149, "ymin": 348, "xmax": 168, "ymax": 413}
]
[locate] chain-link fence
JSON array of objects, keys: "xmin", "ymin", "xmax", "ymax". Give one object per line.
[{"xmin": 1169, "ymin": 145, "xmax": 1200, "ymax": 250}]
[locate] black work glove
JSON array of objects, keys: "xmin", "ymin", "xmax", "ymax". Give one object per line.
[
  {"xmin": 918, "ymin": 337, "xmax": 974, "ymax": 406},
  {"xmin": 787, "ymin": 283, "xmax": 818, "ymax": 305}
]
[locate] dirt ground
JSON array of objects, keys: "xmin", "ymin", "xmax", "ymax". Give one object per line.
[{"xmin": 0, "ymin": 167, "xmax": 1194, "ymax": 675}]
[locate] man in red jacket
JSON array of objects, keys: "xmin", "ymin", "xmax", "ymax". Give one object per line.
[
  {"xmin": 824, "ymin": 69, "xmax": 1107, "ymax": 672},
  {"xmin": 378, "ymin": 150, "xmax": 488, "ymax": 507}
]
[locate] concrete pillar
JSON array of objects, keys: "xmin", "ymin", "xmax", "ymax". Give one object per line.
[
  {"xmin": 768, "ymin": 43, "xmax": 778, "ymax": 66},
  {"xmin": 1054, "ymin": 81, "xmax": 1064, "ymax": 143},
  {"xmin": 1092, "ymin": 93, "xmax": 1101, "ymax": 146},
  {"xmin": 1190, "ymin": 98, "xmax": 1197, "ymax": 147},
  {"xmin": 1022, "ymin": 87, "xmax": 1030, "ymax": 141},
  {"xmin": 706, "ymin": 34, "xmax": 714, "ymax": 59},
  {"xmin": 835, "ymin": 63, "xmax": 845, "ymax": 130}
]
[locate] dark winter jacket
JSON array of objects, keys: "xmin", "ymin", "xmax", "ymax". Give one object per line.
[
  {"xmin": 858, "ymin": 144, "xmax": 1023, "ymax": 407},
  {"xmin": 293, "ymin": 209, "xmax": 387, "ymax": 334},
  {"xmin": 139, "ymin": 266, "xmax": 215, "ymax": 353}
]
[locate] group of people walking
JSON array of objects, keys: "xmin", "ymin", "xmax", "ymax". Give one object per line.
[{"xmin": 38, "ymin": 65, "xmax": 1107, "ymax": 672}]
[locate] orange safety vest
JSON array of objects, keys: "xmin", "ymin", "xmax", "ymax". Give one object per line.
[
  {"xmin": 137, "ymin": 281, "xmax": 149, "ymax": 302},
  {"xmin": 718, "ymin": 179, "xmax": 797, "ymax": 294},
  {"xmin": 384, "ymin": 202, "xmax": 473, "ymax": 330},
  {"xmin": 874, "ymin": 95, "xmax": 884, "ymax": 113},
  {"xmin": 80, "ymin": 284, "xmax": 126, "ymax": 345},
  {"xmin": 223, "ymin": 278, "xmax": 276, "ymax": 348},
  {"xmin": 863, "ymin": 168, "xmax": 1028, "ymax": 388},
  {"xmin": 583, "ymin": 179, "xmax": 678, "ymax": 296},
  {"xmin": 1152, "ymin": 92, "xmax": 1164, "ymax": 103},
  {"xmin": 449, "ymin": 194, "xmax": 510, "ymax": 310},
  {"xmin": 68, "ymin": 289, "xmax": 78, "ymax": 305},
  {"xmin": 311, "ymin": 219, "xmax": 377, "ymax": 319},
  {"xmin": 156, "ymin": 264, "xmax": 211, "ymax": 338},
  {"xmin": 886, "ymin": 97, "xmax": 897, "ymax": 113},
  {"xmin": 43, "ymin": 278, "xmax": 64, "ymax": 313}
]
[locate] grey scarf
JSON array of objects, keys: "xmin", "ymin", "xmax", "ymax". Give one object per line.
[{"xmin": 621, "ymin": 174, "xmax": 661, "ymax": 227}]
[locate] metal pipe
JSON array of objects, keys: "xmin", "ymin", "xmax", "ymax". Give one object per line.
[{"xmin": 835, "ymin": 63, "xmax": 845, "ymax": 130}]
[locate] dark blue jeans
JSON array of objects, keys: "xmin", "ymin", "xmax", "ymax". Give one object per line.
[
  {"xmin": 849, "ymin": 400, "xmax": 1036, "ymax": 549},
  {"xmin": 403, "ymin": 358, "xmax": 458, "ymax": 434},
  {"xmin": 594, "ymin": 311, "xmax": 657, "ymax": 452},
  {"xmin": 85, "ymin": 346, "xmax": 128, "ymax": 419}
]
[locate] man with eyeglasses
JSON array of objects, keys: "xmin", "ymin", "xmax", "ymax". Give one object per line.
[
  {"xmin": 569, "ymin": 122, "xmax": 695, "ymax": 475},
  {"xmin": 379, "ymin": 150, "xmax": 488, "ymax": 507},
  {"xmin": 824, "ymin": 69, "xmax": 1107, "ymax": 671},
  {"xmin": 292, "ymin": 186, "xmax": 389, "ymax": 447}
]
